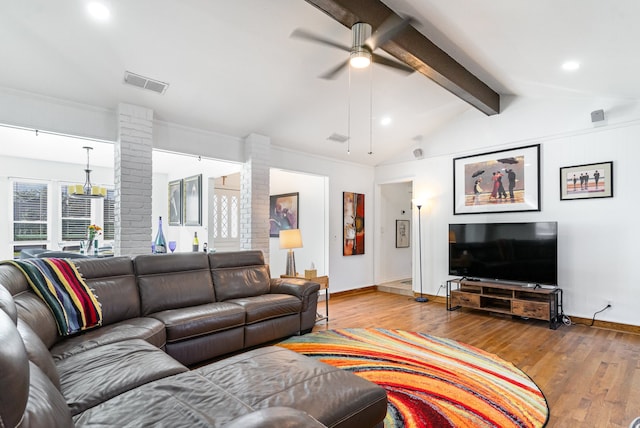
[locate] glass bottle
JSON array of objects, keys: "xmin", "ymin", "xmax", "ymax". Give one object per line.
[
  {"xmin": 154, "ymin": 216, "xmax": 167, "ymax": 254},
  {"xmin": 192, "ymin": 232, "xmax": 199, "ymax": 252}
]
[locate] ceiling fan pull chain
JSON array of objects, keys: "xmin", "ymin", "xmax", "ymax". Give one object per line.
[
  {"xmin": 369, "ymin": 64, "xmax": 373, "ymax": 155},
  {"xmin": 347, "ymin": 65, "xmax": 352, "ymax": 155}
]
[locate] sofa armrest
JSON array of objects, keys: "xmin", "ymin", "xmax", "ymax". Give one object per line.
[{"xmin": 269, "ymin": 278, "xmax": 320, "ymax": 299}]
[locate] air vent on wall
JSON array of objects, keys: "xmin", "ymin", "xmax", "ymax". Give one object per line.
[
  {"xmin": 327, "ymin": 133, "xmax": 349, "ymax": 143},
  {"xmin": 123, "ymin": 71, "xmax": 169, "ymax": 94}
]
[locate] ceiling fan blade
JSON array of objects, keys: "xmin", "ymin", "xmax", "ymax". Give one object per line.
[
  {"xmin": 290, "ymin": 28, "xmax": 351, "ymax": 52},
  {"xmin": 365, "ymin": 15, "xmax": 414, "ymax": 51},
  {"xmin": 319, "ymin": 59, "xmax": 350, "ymax": 80},
  {"xmin": 371, "ymin": 53, "xmax": 414, "ymax": 75}
]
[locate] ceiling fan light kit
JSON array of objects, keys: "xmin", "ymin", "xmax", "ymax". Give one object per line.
[{"xmin": 349, "ymin": 23, "xmax": 372, "ymax": 68}]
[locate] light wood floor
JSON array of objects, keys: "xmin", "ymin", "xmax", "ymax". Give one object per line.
[{"xmin": 312, "ymin": 290, "xmax": 640, "ymax": 428}]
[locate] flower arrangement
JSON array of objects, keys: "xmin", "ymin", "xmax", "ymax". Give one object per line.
[{"xmin": 87, "ymin": 224, "xmax": 102, "ymax": 252}]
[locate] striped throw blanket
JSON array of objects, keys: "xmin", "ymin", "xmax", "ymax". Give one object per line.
[{"xmin": 2, "ymin": 258, "xmax": 102, "ymax": 336}]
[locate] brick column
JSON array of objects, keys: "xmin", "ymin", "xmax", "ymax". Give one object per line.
[
  {"xmin": 115, "ymin": 103, "xmax": 153, "ymax": 256},
  {"xmin": 240, "ymin": 133, "xmax": 271, "ymax": 262}
]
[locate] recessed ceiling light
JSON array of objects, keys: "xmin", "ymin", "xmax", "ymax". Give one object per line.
[
  {"xmin": 561, "ymin": 60, "xmax": 580, "ymax": 71},
  {"xmin": 87, "ymin": 2, "xmax": 110, "ymax": 21},
  {"xmin": 380, "ymin": 116, "xmax": 392, "ymax": 126}
]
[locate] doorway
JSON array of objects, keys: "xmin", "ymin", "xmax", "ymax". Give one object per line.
[{"xmin": 376, "ymin": 180, "xmax": 413, "ymax": 295}]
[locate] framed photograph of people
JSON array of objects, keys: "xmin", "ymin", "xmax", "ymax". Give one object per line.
[
  {"xmin": 183, "ymin": 174, "xmax": 202, "ymax": 226},
  {"xmin": 395, "ymin": 220, "xmax": 410, "ymax": 248},
  {"xmin": 453, "ymin": 144, "xmax": 540, "ymax": 215},
  {"xmin": 560, "ymin": 161, "xmax": 613, "ymax": 200},
  {"xmin": 168, "ymin": 179, "xmax": 183, "ymax": 225},
  {"xmin": 269, "ymin": 192, "xmax": 299, "ymax": 237}
]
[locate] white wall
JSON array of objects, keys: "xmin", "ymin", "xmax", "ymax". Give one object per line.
[
  {"xmin": 271, "ymin": 147, "xmax": 375, "ymax": 293},
  {"xmin": 376, "ymin": 96, "xmax": 640, "ymax": 326},
  {"xmin": 269, "ymin": 169, "xmax": 327, "ymax": 278}
]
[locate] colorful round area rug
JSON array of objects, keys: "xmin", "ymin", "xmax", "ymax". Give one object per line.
[{"xmin": 278, "ymin": 328, "xmax": 548, "ymax": 428}]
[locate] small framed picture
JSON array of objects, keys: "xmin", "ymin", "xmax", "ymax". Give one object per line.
[
  {"xmin": 560, "ymin": 161, "xmax": 613, "ymax": 200},
  {"xmin": 183, "ymin": 174, "xmax": 202, "ymax": 226},
  {"xmin": 168, "ymin": 179, "xmax": 183, "ymax": 225},
  {"xmin": 395, "ymin": 220, "xmax": 410, "ymax": 248}
]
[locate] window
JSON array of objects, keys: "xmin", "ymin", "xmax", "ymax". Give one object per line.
[
  {"xmin": 211, "ymin": 189, "xmax": 240, "ymax": 242},
  {"xmin": 61, "ymin": 186, "xmax": 91, "ymax": 241},
  {"xmin": 13, "ymin": 181, "xmax": 48, "ymax": 242},
  {"xmin": 60, "ymin": 185, "xmax": 114, "ymax": 243}
]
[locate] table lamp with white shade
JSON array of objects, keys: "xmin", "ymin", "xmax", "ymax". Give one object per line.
[{"xmin": 280, "ymin": 229, "xmax": 303, "ymax": 276}]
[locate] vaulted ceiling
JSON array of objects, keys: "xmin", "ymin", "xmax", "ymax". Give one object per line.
[{"xmin": 1, "ymin": 1, "xmax": 639, "ymax": 166}]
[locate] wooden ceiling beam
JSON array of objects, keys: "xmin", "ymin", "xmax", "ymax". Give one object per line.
[{"xmin": 304, "ymin": 0, "xmax": 500, "ymax": 115}]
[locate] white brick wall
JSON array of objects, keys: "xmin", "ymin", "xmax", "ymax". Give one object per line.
[
  {"xmin": 115, "ymin": 103, "xmax": 153, "ymax": 256},
  {"xmin": 241, "ymin": 133, "xmax": 271, "ymax": 262}
]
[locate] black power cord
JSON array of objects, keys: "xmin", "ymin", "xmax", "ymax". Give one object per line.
[{"xmin": 568, "ymin": 303, "xmax": 611, "ymax": 327}]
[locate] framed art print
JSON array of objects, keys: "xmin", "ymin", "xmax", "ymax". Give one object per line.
[
  {"xmin": 343, "ymin": 191, "xmax": 365, "ymax": 256},
  {"xmin": 168, "ymin": 179, "xmax": 183, "ymax": 225},
  {"xmin": 560, "ymin": 161, "xmax": 613, "ymax": 200},
  {"xmin": 269, "ymin": 192, "xmax": 299, "ymax": 237},
  {"xmin": 453, "ymin": 144, "xmax": 540, "ymax": 215},
  {"xmin": 183, "ymin": 174, "xmax": 202, "ymax": 226},
  {"xmin": 396, "ymin": 220, "xmax": 410, "ymax": 248}
]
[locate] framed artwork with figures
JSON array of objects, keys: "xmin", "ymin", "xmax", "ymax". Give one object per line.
[
  {"xmin": 560, "ymin": 161, "xmax": 613, "ymax": 200},
  {"xmin": 453, "ymin": 144, "xmax": 540, "ymax": 215}
]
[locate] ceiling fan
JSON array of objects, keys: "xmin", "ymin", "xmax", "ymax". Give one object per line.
[{"xmin": 291, "ymin": 15, "xmax": 416, "ymax": 80}]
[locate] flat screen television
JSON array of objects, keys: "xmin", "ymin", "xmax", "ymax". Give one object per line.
[{"xmin": 449, "ymin": 222, "xmax": 557, "ymax": 286}]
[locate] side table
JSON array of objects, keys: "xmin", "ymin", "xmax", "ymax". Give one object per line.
[{"xmin": 281, "ymin": 275, "xmax": 329, "ymax": 322}]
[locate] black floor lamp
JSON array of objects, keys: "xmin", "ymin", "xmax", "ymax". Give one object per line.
[{"xmin": 415, "ymin": 204, "xmax": 428, "ymax": 303}]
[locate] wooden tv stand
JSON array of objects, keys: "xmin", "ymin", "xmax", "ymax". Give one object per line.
[{"xmin": 446, "ymin": 279, "xmax": 563, "ymax": 329}]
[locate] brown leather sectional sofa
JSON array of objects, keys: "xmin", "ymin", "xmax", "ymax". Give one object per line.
[{"xmin": 0, "ymin": 250, "xmax": 387, "ymax": 427}]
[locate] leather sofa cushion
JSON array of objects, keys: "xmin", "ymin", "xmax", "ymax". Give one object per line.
[
  {"xmin": 209, "ymin": 250, "xmax": 272, "ymax": 301},
  {"xmin": 150, "ymin": 302, "xmax": 246, "ymax": 343},
  {"xmin": 135, "ymin": 253, "xmax": 215, "ymax": 315},
  {"xmin": 73, "ymin": 370, "xmax": 255, "ymax": 426},
  {"xmin": 73, "ymin": 346, "xmax": 387, "ymax": 428},
  {"xmin": 0, "ymin": 310, "xmax": 30, "ymax": 427},
  {"xmin": 0, "ymin": 284, "xmax": 17, "ymax": 324},
  {"xmin": 56, "ymin": 339, "xmax": 188, "ymax": 416},
  {"xmin": 17, "ymin": 319, "xmax": 61, "ymax": 390},
  {"xmin": 23, "ymin": 362, "xmax": 74, "ymax": 428},
  {"xmin": 211, "ymin": 265, "xmax": 271, "ymax": 301},
  {"xmin": 75, "ymin": 256, "xmax": 142, "ymax": 325},
  {"xmin": 14, "ymin": 291, "xmax": 60, "ymax": 349},
  {"xmin": 226, "ymin": 294, "xmax": 302, "ymax": 324},
  {"xmin": 209, "ymin": 250, "xmax": 265, "ymax": 269},
  {"xmin": 194, "ymin": 347, "xmax": 388, "ymax": 428},
  {"xmin": 50, "ymin": 317, "xmax": 166, "ymax": 361},
  {"xmin": 165, "ymin": 327, "xmax": 245, "ymax": 366}
]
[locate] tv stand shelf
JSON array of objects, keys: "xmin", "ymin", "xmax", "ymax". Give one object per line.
[{"xmin": 446, "ymin": 279, "xmax": 563, "ymax": 329}]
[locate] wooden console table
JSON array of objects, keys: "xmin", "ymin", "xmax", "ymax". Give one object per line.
[
  {"xmin": 281, "ymin": 275, "xmax": 329, "ymax": 322},
  {"xmin": 447, "ymin": 278, "xmax": 563, "ymax": 329}
]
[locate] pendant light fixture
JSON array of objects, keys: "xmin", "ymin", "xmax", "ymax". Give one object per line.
[{"xmin": 68, "ymin": 146, "xmax": 106, "ymax": 198}]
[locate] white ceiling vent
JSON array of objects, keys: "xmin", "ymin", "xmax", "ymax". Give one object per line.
[
  {"xmin": 327, "ymin": 133, "xmax": 349, "ymax": 143},
  {"xmin": 123, "ymin": 71, "xmax": 169, "ymax": 94}
]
